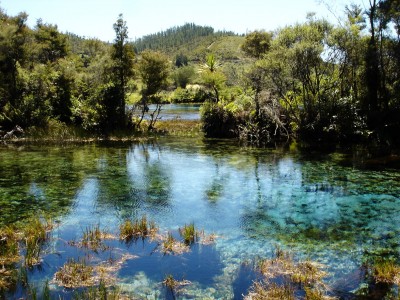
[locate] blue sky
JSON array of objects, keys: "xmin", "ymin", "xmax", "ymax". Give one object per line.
[{"xmin": 1, "ymin": 0, "xmax": 367, "ymax": 41}]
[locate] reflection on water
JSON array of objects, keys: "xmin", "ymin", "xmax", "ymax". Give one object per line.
[
  {"xmin": 1, "ymin": 138, "xmax": 400, "ymax": 299},
  {"xmin": 141, "ymin": 103, "xmax": 200, "ymax": 121}
]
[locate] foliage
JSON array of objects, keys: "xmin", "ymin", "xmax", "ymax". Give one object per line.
[
  {"xmin": 173, "ymin": 65, "xmax": 195, "ymax": 88},
  {"xmin": 134, "ymin": 23, "xmax": 235, "ymax": 54},
  {"xmin": 0, "ymin": 3, "xmax": 399, "ymax": 146},
  {"xmin": 170, "ymin": 86, "xmax": 207, "ymax": 103},
  {"xmin": 136, "ymin": 50, "xmax": 170, "ymax": 130},
  {"xmin": 241, "ymin": 30, "xmax": 272, "ymax": 59},
  {"xmin": 201, "ymin": 101, "xmax": 243, "ymax": 138}
]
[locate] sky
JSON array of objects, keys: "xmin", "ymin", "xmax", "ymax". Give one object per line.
[{"xmin": 0, "ymin": 0, "xmax": 368, "ymax": 42}]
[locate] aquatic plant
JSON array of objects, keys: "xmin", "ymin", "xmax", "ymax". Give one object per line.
[
  {"xmin": 0, "ymin": 267, "xmax": 18, "ymax": 291},
  {"xmin": 53, "ymin": 259, "xmax": 95, "ymax": 288},
  {"xmin": 42, "ymin": 280, "xmax": 50, "ymax": 300},
  {"xmin": 119, "ymin": 215, "xmax": 157, "ymax": 241},
  {"xmin": 23, "ymin": 217, "xmax": 53, "ymax": 267},
  {"xmin": 179, "ymin": 223, "xmax": 198, "ymax": 245},
  {"xmin": 246, "ymin": 248, "xmax": 335, "ymax": 300},
  {"xmin": 163, "ymin": 274, "xmax": 191, "ymax": 293},
  {"xmin": 79, "ymin": 224, "xmax": 113, "ymax": 252},
  {"xmin": 0, "ymin": 226, "xmax": 20, "ymax": 265},
  {"xmin": 163, "ymin": 274, "xmax": 178, "ymax": 290},
  {"xmin": 245, "ymin": 281, "xmax": 295, "ymax": 300},
  {"xmin": 372, "ymin": 258, "xmax": 400, "ymax": 285},
  {"xmin": 72, "ymin": 280, "xmax": 124, "ymax": 300},
  {"xmin": 161, "ymin": 232, "xmax": 188, "ymax": 255}
]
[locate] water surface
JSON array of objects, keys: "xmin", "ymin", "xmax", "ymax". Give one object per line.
[{"xmin": 1, "ymin": 138, "xmax": 400, "ymax": 299}]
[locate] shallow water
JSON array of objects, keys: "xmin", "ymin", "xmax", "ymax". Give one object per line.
[
  {"xmin": 1, "ymin": 138, "xmax": 400, "ymax": 299},
  {"xmin": 140, "ymin": 103, "xmax": 200, "ymax": 121}
]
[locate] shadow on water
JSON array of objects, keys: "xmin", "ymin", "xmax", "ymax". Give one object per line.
[
  {"xmin": 232, "ymin": 263, "xmax": 262, "ymax": 300},
  {"xmin": 119, "ymin": 238, "xmax": 223, "ymax": 287}
]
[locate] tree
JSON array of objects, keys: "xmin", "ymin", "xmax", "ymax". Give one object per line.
[
  {"xmin": 199, "ymin": 54, "xmax": 226, "ymax": 102},
  {"xmin": 34, "ymin": 20, "xmax": 68, "ymax": 63},
  {"xmin": 110, "ymin": 14, "xmax": 135, "ymax": 129},
  {"xmin": 173, "ymin": 65, "xmax": 195, "ymax": 88},
  {"xmin": 0, "ymin": 11, "xmax": 29, "ymax": 122},
  {"xmin": 137, "ymin": 50, "xmax": 170, "ymax": 130},
  {"xmin": 241, "ymin": 30, "xmax": 273, "ymax": 59}
]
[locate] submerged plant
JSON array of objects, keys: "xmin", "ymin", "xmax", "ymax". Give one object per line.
[
  {"xmin": 163, "ymin": 274, "xmax": 191, "ymax": 293},
  {"xmin": 246, "ymin": 247, "xmax": 334, "ymax": 300},
  {"xmin": 163, "ymin": 274, "xmax": 178, "ymax": 290},
  {"xmin": 245, "ymin": 281, "xmax": 295, "ymax": 300},
  {"xmin": 72, "ymin": 280, "xmax": 123, "ymax": 300},
  {"xmin": 372, "ymin": 258, "xmax": 400, "ymax": 285},
  {"xmin": 53, "ymin": 259, "xmax": 95, "ymax": 288}
]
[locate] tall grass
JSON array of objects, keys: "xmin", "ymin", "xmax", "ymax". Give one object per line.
[
  {"xmin": 179, "ymin": 223, "xmax": 198, "ymax": 245},
  {"xmin": 23, "ymin": 217, "xmax": 53, "ymax": 266},
  {"xmin": 119, "ymin": 215, "xmax": 157, "ymax": 241}
]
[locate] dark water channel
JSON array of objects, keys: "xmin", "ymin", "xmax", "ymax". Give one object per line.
[{"xmin": 1, "ymin": 138, "xmax": 400, "ymax": 299}]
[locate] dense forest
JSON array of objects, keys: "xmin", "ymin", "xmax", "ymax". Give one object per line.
[{"xmin": 0, "ymin": 0, "xmax": 399, "ymax": 148}]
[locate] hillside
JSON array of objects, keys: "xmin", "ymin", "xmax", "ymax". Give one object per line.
[{"xmin": 132, "ymin": 23, "xmax": 246, "ymax": 62}]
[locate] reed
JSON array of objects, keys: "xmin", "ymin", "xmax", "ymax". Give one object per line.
[
  {"xmin": 0, "ymin": 226, "xmax": 20, "ymax": 265},
  {"xmin": 179, "ymin": 223, "xmax": 198, "ymax": 245},
  {"xmin": 80, "ymin": 224, "xmax": 109, "ymax": 252},
  {"xmin": 23, "ymin": 217, "xmax": 53, "ymax": 267},
  {"xmin": 119, "ymin": 215, "xmax": 157, "ymax": 241}
]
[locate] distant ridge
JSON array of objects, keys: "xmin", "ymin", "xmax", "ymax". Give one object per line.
[{"xmin": 133, "ymin": 23, "xmax": 236, "ymax": 54}]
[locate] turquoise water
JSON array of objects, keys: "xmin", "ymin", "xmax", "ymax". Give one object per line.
[{"xmin": 1, "ymin": 138, "xmax": 400, "ymax": 299}]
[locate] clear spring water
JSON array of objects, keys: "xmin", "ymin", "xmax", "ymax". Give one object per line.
[{"xmin": 1, "ymin": 138, "xmax": 400, "ymax": 299}]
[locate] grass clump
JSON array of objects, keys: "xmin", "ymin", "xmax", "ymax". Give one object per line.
[
  {"xmin": 372, "ymin": 258, "xmax": 400, "ymax": 285},
  {"xmin": 163, "ymin": 274, "xmax": 191, "ymax": 293},
  {"xmin": 53, "ymin": 259, "xmax": 95, "ymax": 288},
  {"xmin": 161, "ymin": 232, "xmax": 188, "ymax": 255},
  {"xmin": 163, "ymin": 274, "xmax": 179, "ymax": 290},
  {"xmin": 245, "ymin": 247, "xmax": 335, "ymax": 300},
  {"xmin": 79, "ymin": 224, "xmax": 114, "ymax": 252},
  {"xmin": 23, "ymin": 217, "xmax": 53, "ymax": 267},
  {"xmin": 179, "ymin": 223, "xmax": 198, "ymax": 245},
  {"xmin": 119, "ymin": 215, "xmax": 157, "ymax": 241},
  {"xmin": 0, "ymin": 226, "xmax": 20, "ymax": 265},
  {"xmin": 245, "ymin": 281, "xmax": 295, "ymax": 300}
]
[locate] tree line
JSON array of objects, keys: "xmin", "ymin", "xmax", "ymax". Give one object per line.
[
  {"xmin": 134, "ymin": 23, "xmax": 235, "ymax": 53},
  {"xmin": 202, "ymin": 0, "xmax": 400, "ymax": 147},
  {"xmin": 0, "ymin": 10, "xmax": 171, "ymax": 133},
  {"xmin": 1, "ymin": 1, "xmax": 399, "ymax": 147}
]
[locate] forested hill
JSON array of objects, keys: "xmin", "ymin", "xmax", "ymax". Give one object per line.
[{"xmin": 133, "ymin": 23, "xmax": 237, "ymax": 55}]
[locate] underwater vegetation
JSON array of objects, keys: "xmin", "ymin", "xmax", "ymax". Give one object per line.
[{"xmin": 245, "ymin": 247, "xmax": 336, "ymax": 300}]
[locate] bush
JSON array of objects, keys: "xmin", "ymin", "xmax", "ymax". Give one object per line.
[{"xmin": 201, "ymin": 101, "xmax": 245, "ymax": 138}]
